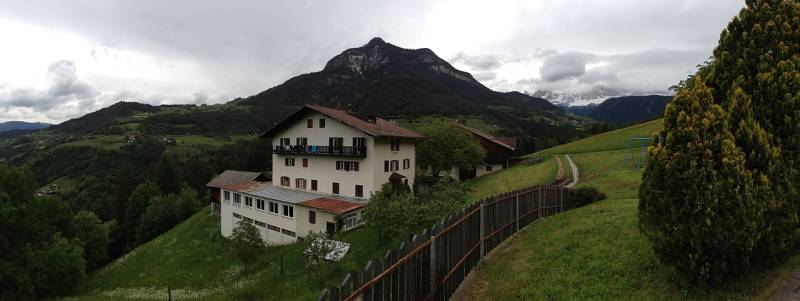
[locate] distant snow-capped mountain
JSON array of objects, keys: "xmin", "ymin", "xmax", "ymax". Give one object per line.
[{"xmin": 532, "ymin": 86, "xmax": 671, "ymax": 107}]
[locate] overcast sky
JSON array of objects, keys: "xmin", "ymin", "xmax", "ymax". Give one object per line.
[{"xmin": 0, "ymin": 0, "xmax": 744, "ymax": 123}]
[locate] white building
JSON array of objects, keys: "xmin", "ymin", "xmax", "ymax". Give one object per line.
[{"xmin": 215, "ymin": 104, "xmax": 423, "ymax": 245}]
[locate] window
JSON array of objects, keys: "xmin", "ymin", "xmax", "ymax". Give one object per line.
[
  {"xmin": 309, "ymin": 210, "xmax": 316, "ymax": 224},
  {"xmin": 224, "ymin": 191, "xmax": 231, "ymax": 201},
  {"xmin": 336, "ymin": 161, "xmax": 359, "ymax": 171},
  {"xmin": 403, "ymin": 159, "xmax": 410, "ymax": 169},
  {"xmin": 269, "ymin": 202, "xmax": 279, "ymax": 214},
  {"xmin": 244, "ymin": 196, "xmax": 253, "ymax": 207},
  {"xmin": 295, "ymin": 178, "xmax": 307, "ymax": 189},
  {"xmin": 353, "ymin": 137, "xmax": 366, "ymax": 148},
  {"xmin": 282, "ymin": 205, "xmax": 294, "ymax": 218},
  {"xmin": 486, "ymin": 165, "xmax": 493, "ymax": 172},
  {"xmin": 319, "ymin": 118, "xmax": 326, "ymax": 128},
  {"xmin": 329, "ymin": 137, "xmax": 344, "ymax": 150},
  {"xmin": 343, "ymin": 213, "xmax": 358, "ymax": 230},
  {"xmin": 296, "ymin": 137, "xmax": 308, "ymax": 146},
  {"xmin": 302, "ymin": 158, "xmax": 308, "ymax": 168},
  {"xmin": 279, "ymin": 138, "xmax": 290, "ymax": 146},
  {"xmin": 332, "ymin": 182, "xmax": 340, "ymax": 194},
  {"xmin": 285, "ymin": 158, "xmax": 295, "ymax": 166},
  {"xmin": 384, "ymin": 160, "xmax": 389, "ymax": 172},
  {"xmin": 391, "ymin": 160, "xmax": 399, "ymax": 171},
  {"xmin": 254, "ymin": 220, "xmax": 266, "ymax": 227},
  {"xmin": 281, "ymin": 229, "xmax": 296, "ymax": 237},
  {"xmin": 233, "ymin": 213, "xmax": 242, "ymax": 219},
  {"xmin": 355, "ymin": 185, "xmax": 363, "ymax": 198},
  {"xmin": 307, "ymin": 119, "xmax": 313, "ymax": 128},
  {"xmin": 311, "ymin": 180, "xmax": 317, "ymax": 191},
  {"xmin": 280, "ymin": 176, "xmax": 290, "ymax": 187},
  {"xmin": 256, "ymin": 199, "xmax": 265, "ymax": 211},
  {"xmin": 233, "ymin": 193, "xmax": 241, "ymax": 204},
  {"xmin": 268, "ymin": 224, "xmax": 280, "ymax": 232},
  {"xmin": 391, "ymin": 138, "xmax": 400, "ymax": 151}
]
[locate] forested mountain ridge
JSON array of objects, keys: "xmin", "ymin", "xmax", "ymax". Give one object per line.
[{"xmin": 567, "ymin": 95, "xmax": 672, "ymax": 126}]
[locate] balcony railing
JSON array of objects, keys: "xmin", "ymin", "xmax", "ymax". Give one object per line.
[{"xmin": 272, "ymin": 145, "xmax": 367, "ymax": 157}]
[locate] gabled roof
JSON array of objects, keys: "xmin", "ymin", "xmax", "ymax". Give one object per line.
[
  {"xmin": 454, "ymin": 123, "xmax": 516, "ymax": 151},
  {"xmin": 299, "ymin": 198, "xmax": 365, "ymax": 214},
  {"xmin": 259, "ymin": 104, "xmax": 423, "ymax": 139},
  {"xmin": 206, "ymin": 170, "xmax": 266, "ymax": 188}
]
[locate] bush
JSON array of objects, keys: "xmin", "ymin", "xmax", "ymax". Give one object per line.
[
  {"xmin": 639, "ymin": 78, "xmax": 760, "ymax": 285},
  {"xmin": 230, "ymin": 221, "xmax": 264, "ymax": 265},
  {"xmin": 363, "ymin": 180, "xmax": 469, "ymax": 242},
  {"xmin": 569, "ymin": 187, "xmax": 606, "ymax": 209}
]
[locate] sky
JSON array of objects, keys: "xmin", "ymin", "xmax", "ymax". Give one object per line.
[{"xmin": 0, "ymin": 0, "xmax": 744, "ymax": 123}]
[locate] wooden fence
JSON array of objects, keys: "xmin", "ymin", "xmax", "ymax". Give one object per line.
[{"xmin": 317, "ymin": 184, "xmax": 575, "ymax": 301}]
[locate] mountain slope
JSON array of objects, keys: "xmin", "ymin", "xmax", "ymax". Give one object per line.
[
  {"xmin": 567, "ymin": 95, "xmax": 671, "ymax": 126},
  {"xmin": 0, "ymin": 121, "xmax": 50, "ymax": 132},
  {"xmin": 244, "ymin": 37, "xmax": 559, "ymax": 115}
]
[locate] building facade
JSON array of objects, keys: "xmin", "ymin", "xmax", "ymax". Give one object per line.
[{"xmin": 215, "ymin": 105, "xmax": 422, "ymax": 245}]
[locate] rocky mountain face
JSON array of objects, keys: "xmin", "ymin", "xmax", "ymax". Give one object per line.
[
  {"xmin": 243, "ymin": 37, "xmax": 559, "ymax": 116},
  {"xmin": 534, "ymin": 85, "xmax": 671, "ymax": 107}
]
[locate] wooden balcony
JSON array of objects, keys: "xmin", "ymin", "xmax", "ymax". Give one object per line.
[{"xmin": 272, "ymin": 145, "xmax": 367, "ymax": 157}]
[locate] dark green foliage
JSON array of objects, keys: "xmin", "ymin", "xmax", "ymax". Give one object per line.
[
  {"xmin": 416, "ymin": 120, "xmax": 486, "ymax": 177},
  {"xmin": 24, "ymin": 234, "xmax": 86, "ymax": 297},
  {"xmin": 363, "ymin": 181, "xmax": 469, "ymax": 241},
  {"xmin": 50, "ymin": 101, "xmax": 157, "ymax": 134},
  {"xmin": 569, "ymin": 187, "xmax": 607, "ymax": 209},
  {"xmin": 230, "ymin": 221, "xmax": 264, "ymax": 265},
  {"xmin": 0, "ymin": 165, "xmax": 89, "ymax": 299},
  {"xmin": 152, "ymin": 156, "xmax": 182, "ymax": 194},
  {"xmin": 640, "ymin": 0, "xmax": 800, "ymax": 285},
  {"xmin": 135, "ymin": 186, "xmax": 201, "ymax": 245},
  {"xmin": 71, "ymin": 210, "xmax": 112, "ymax": 270},
  {"xmin": 641, "ymin": 79, "xmax": 761, "ymax": 285}
]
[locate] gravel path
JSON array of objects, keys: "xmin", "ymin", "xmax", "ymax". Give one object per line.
[{"xmin": 565, "ymin": 154, "xmax": 579, "ymax": 188}]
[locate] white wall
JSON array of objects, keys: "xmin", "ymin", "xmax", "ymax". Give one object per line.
[
  {"xmin": 220, "ymin": 190, "xmax": 299, "ymax": 245},
  {"xmin": 270, "ymin": 111, "xmax": 416, "ymax": 199}
]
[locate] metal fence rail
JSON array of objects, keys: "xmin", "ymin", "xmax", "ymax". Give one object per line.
[{"xmin": 319, "ymin": 184, "xmax": 575, "ymax": 301}]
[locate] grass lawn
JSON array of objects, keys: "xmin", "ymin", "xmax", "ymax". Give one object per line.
[
  {"xmin": 39, "ymin": 176, "xmax": 79, "ymax": 195},
  {"xmin": 58, "ymin": 136, "xmax": 126, "ymax": 150},
  {"xmin": 465, "ymin": 156, "xmax": 558, "ymax": 200},
  {"xmin": 455, "ymin": 120, "xmax": 800, "ymax": 301}
]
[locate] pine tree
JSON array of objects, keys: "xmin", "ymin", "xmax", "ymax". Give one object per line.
[
  {"xmin": 640, "ymin": 78, "xmax": 760, "ymax": 285},
  {"xmin": 705, "ymin": 0, "xmax": 800, "ymax": 260}
]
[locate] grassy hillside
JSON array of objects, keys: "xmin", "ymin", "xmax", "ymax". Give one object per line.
[
  {"xmin": 533, "ymin": 118, "xmax": 662, "ymax": 157},
  {"xmin": 67, "ymin": 156, "xmax": 559, "ymax": 300},
  {"xmin": 455, "ymin": 120, "xmax": 800, "ymax": 300}
]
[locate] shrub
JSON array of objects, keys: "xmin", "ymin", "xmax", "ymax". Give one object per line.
[
  {"xmin": 569, "ymin": 187, "xmax": 606, "ymax": 209},
  {"xmin": 640, "ymin": 78, "xmax": 761, "ymax": 285},
  {"xmin": 230, "ymin": 221, "xmax": 264, "ymax": 265}
]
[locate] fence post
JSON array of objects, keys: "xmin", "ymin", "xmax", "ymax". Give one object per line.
[
  {"xmin": 538, "ymin": 186, "xmax": 542, "ymax": 219},
  {"xmin": 515, "ymin": 191, "xmax": 520, "ymax": 232},
  {"xmin": 429, "ymin": 232, "xmax": 437, "ymax": 298},
  {"xmin": 479, "ymin": 200, "xmax": 486, "ymax": 259}
]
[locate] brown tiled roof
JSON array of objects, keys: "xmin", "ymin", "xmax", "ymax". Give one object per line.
[
  {"xmin": 454, "ymin": 123, "xmax": 516, "ymax": 151},
  {"xmin": 299, "ymin": 198, "xmax": 365, "ymax": 214},
  {"xmin": 259, "ymin": 104, "xmax": 423, "ymax": 139},
  {"xmin": 206, "ymin": 170, "xmax": 265, "ymax": 188}
]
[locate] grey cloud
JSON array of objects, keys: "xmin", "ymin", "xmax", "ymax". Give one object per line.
[
  {"xmin": 451, "ymin": 52, "xmax": 502, "ymax": 71},
  {"xmin": 539, "ymin": 52, "xmax": 597, "ymax": 82},
  {"xmin": 3, "ymin": 60, "xmax": 97, "ymax": 109},
  {"xmin": 473, "ymin": 71, "xmax": 497, "ymax": 82}
]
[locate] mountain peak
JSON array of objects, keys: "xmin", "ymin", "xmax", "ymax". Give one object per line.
[{"xmin": 364, "ymin": 37, "xmax": 386, "ymax": 47}]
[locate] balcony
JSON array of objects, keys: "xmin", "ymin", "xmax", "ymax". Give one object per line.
[{"xmin": 272, "ymin": 145, "xmax": 367, "ymax": 157}]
